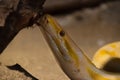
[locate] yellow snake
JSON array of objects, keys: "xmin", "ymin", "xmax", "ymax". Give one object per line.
[{"xmin": 38, "ymin": 14, "xmax": 120, "ymax": 80}]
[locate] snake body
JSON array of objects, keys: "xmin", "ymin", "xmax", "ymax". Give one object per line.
[{"xmin": 38, "ymin": 14, "xmax": 120, "ymax": 80}]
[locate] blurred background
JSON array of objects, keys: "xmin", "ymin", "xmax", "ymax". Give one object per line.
[{"xmin": 0, "ymin": 0, "xmax": 120, "ymax": 80}]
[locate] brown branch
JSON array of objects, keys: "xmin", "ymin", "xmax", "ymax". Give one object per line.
[
  {"xmin": 0, "ymin": 0, "xmax": 45, "ymax": 54},
  {"xmin": 44, "ymin": 0, "xmax": 116, "ymax": 14}
]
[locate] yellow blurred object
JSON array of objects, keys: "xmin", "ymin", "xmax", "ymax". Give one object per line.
[{"xmin": 93, "ymin": 42, "xmax": 120, "ymax": 69}]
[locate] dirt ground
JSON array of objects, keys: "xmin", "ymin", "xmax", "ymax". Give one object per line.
[{"xmin": 0, "ymin": 1, "xmax": 120, "ymax": 80}]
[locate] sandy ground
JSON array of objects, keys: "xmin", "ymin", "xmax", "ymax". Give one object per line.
[
  {"xmin": 0, "ymin": 1, "xmax": 120, "ymax": 80},
  {"xmin": 0, "ymin": 64, "xmax": 32, "ymax": 80}
]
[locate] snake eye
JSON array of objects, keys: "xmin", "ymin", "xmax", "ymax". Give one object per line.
[{"xmin": 59, "ymin": 30, "xmax": 65, "ymax": 37}]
